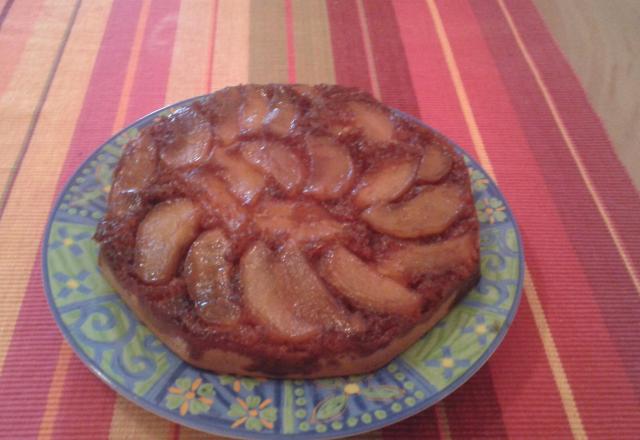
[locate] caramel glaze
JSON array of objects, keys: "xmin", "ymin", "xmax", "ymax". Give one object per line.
[{"xmin": 95, "ymin": 84, "xmax": 479, "ymax": 376}]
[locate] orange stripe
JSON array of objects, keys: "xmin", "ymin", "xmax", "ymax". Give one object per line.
[
  {"xmin": 37, "ymin": 345, "xmax": 73, "ymax": 440},
  {"xmin": 0, "ymin": 0, "xmax": 45, "ymax": 96},
  {"xmin": 110, "ymin": 0, "xmax": 151, "ymax": 132},
  {"xmin": 425, "ymin": 1, "xmax": 587, "ymax": 438},
  {"xmin": 164, "ymin": 0, "xmax": 215, "ymax": 103},
  {"xmin": 204, "ymin": 0, "xmax": 219, "ymax": 93},
  {"xmin": 210, "ymin": 0, "xmax": 250, "ymax": 90},
  {"xmin": 496, "ymin": 0, "xmax": 640, "ymax": 297},
  {"xmin": 0, "ymin": 0, "xmax": 111, "ymax": 371},
  {"xmin": 434, "ymin": 403, "xmax": 452, "ymax": 440},
  {"xmin": 0, "ymin": 0, "xmax": 75, "ymax": 198},
  {"xmin": 108, "ymin": 398, "xmax": 172, "ymax": 440},
  {"xmin": 355, "ymin": 0, "xmax": 381, "ymax": 99}
]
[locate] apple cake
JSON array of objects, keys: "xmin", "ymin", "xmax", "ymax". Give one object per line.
[{"xmin": 95, "ymin": 84, "xmax": 479, "ymax": 378}]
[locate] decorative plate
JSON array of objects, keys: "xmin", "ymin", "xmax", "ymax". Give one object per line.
[{"xmin": 43, "ymin": 96, "xmax": 523, "ymax": 439}]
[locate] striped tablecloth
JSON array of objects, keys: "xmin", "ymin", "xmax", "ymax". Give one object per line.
[{"xmin": 1, "ymin": 0, "xmax": 638, "ymax": 438}]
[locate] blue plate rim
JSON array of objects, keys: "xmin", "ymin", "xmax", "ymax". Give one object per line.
[{"xmin": 41, "ymin": 93, "xmax": 524, "ymax": 440}]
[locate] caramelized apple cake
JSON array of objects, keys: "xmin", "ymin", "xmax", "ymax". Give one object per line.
[{"xmin": 95, "ymin": 84, "xmax": 479, "ymax": 378}]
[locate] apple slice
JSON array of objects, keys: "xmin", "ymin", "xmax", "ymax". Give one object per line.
[
  {"xmin": 109, "ymin": 131, "xmax": 157, "ymax": 216},
  {"xmin": 211, "ymin": 148, "xmax": 265, "ymax": 205},
  {"xmin": 304, "ymin": 136, "xmax": 354, "ymax": 200},
  {"xmin": 184, "ymin": 229, "xmax": 240, "ymax": 324},
  {"xmin": 417, "ymin": 144, "xmax": 452, "ymax": 183},
  {"xmin": 240, "ymin": 86, "xmax": 269, "ymax": 132},
  {"xmin": 160, "ymin": 110, "xmax": 212, "ymax": 168},
  {"xmin": 240, "ymin": 242, "xmax": 318, "ymax": 340},
  {"xmin": 214, "ymin": 87, "xmax": 242, "ymax": 145},
  {"xmin": 318, "ymin": 245, "xmax": 420, "ymax": 316},
  {"xmin": 264, "ymin": 97, "xmax": 297, "ymax": 136},
  {"xmin": 348, "ymin": 101, "xmax": 394, "ymax": 144},
  {"xmin": 354, "ymin": 160, "xmax": 417, "ymax": 208},
  {"xmin": 134, "ymin": 199, "xmax": 200, "ymax": 284},
  {"xmin": 377, "ymin": 232, "xmax": 478, "ymax": 282},
  {"xmin": 241, "ymin": 141, "xmax": 304, "ymax": 194},
  {"xmin": 255, "ymin": 200, "xmax": 343, "ymax": 243},
  {"xmin": 185, "ymin": 170, "xmax": 247, "ymax": 231},
  {"xmin": 275, "ymin": 243, "xmax": 355, "ymax": 331},
  {"xmin": 361, "ymin": 184, "xmax": 463, "ymax": 238}
]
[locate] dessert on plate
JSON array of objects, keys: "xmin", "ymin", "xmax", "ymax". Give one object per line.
[{"xmin": 95, "ymin": 84, "xmax": 479, "ymax": 378}]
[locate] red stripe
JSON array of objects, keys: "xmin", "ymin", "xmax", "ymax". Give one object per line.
[
  {"xmin": 466, "ymin": 0, "xmax": 640, "ymax": 397},
  {"xmin": 360, "ymin": 0, "xmax": 419, "ymax": 117},
  {"xmin": 505, "ymin": 0, "xmax": 640, "ymax": 266},
  {"xmin": 284, "ymin": 0, "xmax": 295, "ymax": 83},
  {"xmin": 358, "ymin": 2, "xmax": 508, "ymax": 438},
  {"xmin": 382, "ymin": 407, "xmax": 440, "ymax": 439},
  {"xmin": 325, "ymin": 0, "xmax": 372, "ymax": 93},
  {"xmin": 393, "ymin": 0, "xmax": 575, "ymax": 437},
  {"xmin": 0, "ymin": 0, "xmax": 138, "ymax": 436},
  {"xmin": 125, "ymin": 0, "xmax": 180, "ymax": 122},
  {"xmin": 438, "ymin": 0, "xmax": 640, "ymax": 434}
]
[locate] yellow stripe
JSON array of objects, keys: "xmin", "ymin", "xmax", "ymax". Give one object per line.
[
  {"xmin": 210, "ymin": 0, "xmax": 250, "ymax": 90},
  {"xmin": 434, "ymin": 403, "xmax": 452, "ymax": 440},
  {"xmin": 164, "ymin": 0, "xmax": 215, "ymax": 103},
  {"xmin": 496, "ymin": 0, "xmax": 640, "ymax": 297},
  {"xmin": 0, "ymin": 0, "xmax": 111, "ymax": 370},
  {"xmin": 355, "ymin": 0, "xmax": 381, "ymax": 100},
  {"xmin": 425, "ymin": 1, "xmax": 587, "ymax": 438},
  {"xmin": 110, "ymin": 0, "xmax": 151, "ymax": 132},
  {"xmin": 0, "ymin": 0, "xmax": 75, "ymax": 196},
  {"xmin": 108, "ymin": 398, "xmax": 171, "ymax": 440},
  {"xmin": 37, "ymin": 345, "xmax": 73, "ymax": 439}
]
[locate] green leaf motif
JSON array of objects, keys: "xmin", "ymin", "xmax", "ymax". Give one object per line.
[
  {"xmin": 197, "ymin": 383, "xmax": 214, "ymax": 398},
  {"xmin": 228, "ymin": 403, "xmax": 246, "ymax": 418},
  {"xmin": 315, "ymin": 395, "xmax": 347, "ymax": 421},
  {"xmin": 219, "ymin": 375, "xmax": 234, "ymax": 386},
  {"xmin": 361, "ymin": 386, "xmax": 405, "ymax": 401},
  {"xmin": 189, "ymin": 399, "xmax": 209, "ymax": 415},
  {"xmin": 260, "ymin": 407, "xmax": 278, "ymax": 423},
  {"xmin": 246, "ymin": 395, "xmax": 261, "ymax": 409},
  {"xmin": 166, "ymin": 394, "xmax": 184, "ymax": 410},
  {"xmin": 176, "ymin": 377, "xmax": 192, "ymax": 392},
  {"xmin": 246, "ymin": 417, "xmax": 263, "ymax": 432}
]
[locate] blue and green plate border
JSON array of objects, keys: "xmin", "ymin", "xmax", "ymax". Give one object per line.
[{"xmin": 42, "ymin": 96, "xmax": 524, "ymax": 439}]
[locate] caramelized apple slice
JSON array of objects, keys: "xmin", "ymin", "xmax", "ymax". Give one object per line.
[
  {"xmin": 214, "ymin": 87, "xmax": 242, "ymax": 145},
  {"xmin": 354, "ymin": 160, "xmax": 417, "ymax": 208},
  {"xmin": 211, "ymin": 148, "xmax": 265, "ymax": 204},
  {"xmin": 318, "ymin": 245, "xmax": 420, "ymax": 316},
  {"xmin": 417, "ymin": 144, "xmax": 452, "ymax": 182},
  {"xmin": 348, "ymin": 101, "xmax": 394, "ymax": 144},
  {"xmin": 184, "ymin": 229, "xmax": 240, "ymax": 324},
  {"xmin": 160, "ymin": 109, "xmax": 212, "ymax": 168},
  {"xmin": 264, "ymin": 96, "xmax": 297, "ymax": 136},
  {"xmin": 305, "ymin": 136, "xmax": 354, "ymax": 200},
  {"xmin": 109, "ymin": 131, "xmax": 157, "ymax": 216},
  {"xmin": 134, "ymin": 199, "xmax": 200, "ymax": 284},
  {"xmin": 362, "ymin": 184, "xmax": 463, "ymax": 238},
  {"xmin": 185, "ymin": 170, "xmax": 247, "ymax": 231},
  {"xmin": 275, "ymin": 243, "xmax": 355, "ymax": 331},
  {"xmin": 240, "ymin": 86, "xmax": 269, "ymax": 132},
  {"xmin": 241, "ymin": 141, "xmax": 304, "ymax": 194},
  {"xmin": 377, "ymin": 232, "xmax": 479, "ymax": 283},
  {"xmin": 240, "ymin": 242, "xmax": 318, "ymax": 340},
  {"xmin": 255, "ymin": 200, "xmax": 343, "ymax": 243}
]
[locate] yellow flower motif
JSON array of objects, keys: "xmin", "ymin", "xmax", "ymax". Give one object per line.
[
  {"xmin": 344, "ymin": 383, "xmax": 360, "ymax": 395},
  {"xmin": 66, "ymin": 279, "xmax": 80, "ymax": 289},
  {"xmin": 102, "ymin": 184, "xmax": 111, "ymax": 193},
  {"xmin": 441, "ymin": 357, "xmax": 455, "ymax": 369},
  {"xmin": 475, "ymin": 323, "xmax": 488, "ymax": 335},
  {"xmin": 229, "ymin": 396, "xmax": 277, "ymax": 431},
  {"xmin": 62, "ymin": 238, "xmax": 74, "ymax": 247}
]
